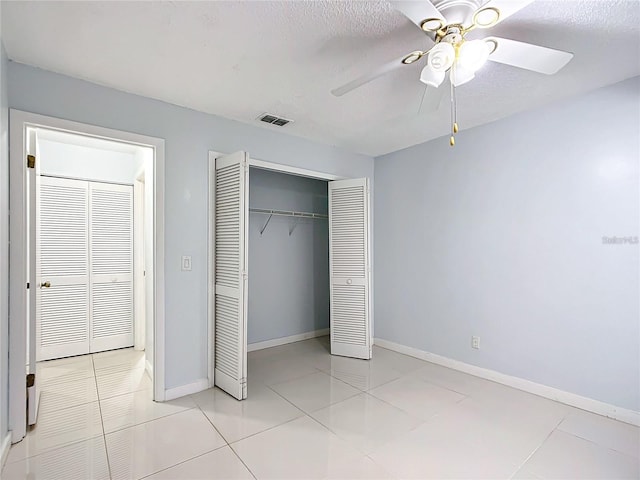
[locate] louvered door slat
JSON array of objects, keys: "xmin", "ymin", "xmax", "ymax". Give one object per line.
[
  {"xmin": 329, "ymin": 178, "xmax": 372, "ymax": 360},
  {"xmin": 36, "ymin": 177, "xmax": 90, "ymax": 361},
  {"xmin": 213, "ymin": 152, "xmax": 249, "ymax": 400},
  {"xmin": 89, "ymin": 182, "xmax": 134, "ymax": 353}
]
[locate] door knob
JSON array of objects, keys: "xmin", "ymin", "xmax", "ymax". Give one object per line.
[{"xmin": 40, "ymin": 281, "xmax": 51, "ymax": 288}]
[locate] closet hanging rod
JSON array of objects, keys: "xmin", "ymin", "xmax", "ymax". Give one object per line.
[
  {"xmin": 250, "ymin": 208, "xmax": 328, "ymax": 236},
  {"xmin": 249, "ymin": 208, "xmax": 328, "ymax": 219}
]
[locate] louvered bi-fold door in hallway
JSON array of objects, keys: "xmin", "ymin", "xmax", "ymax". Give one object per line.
[
  {"xmin": 89, "ymin": 182, "xmax": 134, "ymax": 353},
  {"xmin": 36, "ymin": 177, "xmax": 134, "ymax": 361},
  {"xmin": 213, "ymin": 152, "xmax": 249, "ymax": 400},
  {"xmin": 329, "ymin": 178, "xmax": 372, "ymax": 360},
  {"xmin": 36, "ymin": 177, "xmax": 90, "ymax": 361}
]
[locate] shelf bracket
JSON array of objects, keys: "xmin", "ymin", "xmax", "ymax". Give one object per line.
[
  {"xmin": 288, "ymin": 216, "xmax": 300, "ymax": 236},
  {"xmin": 260, "ymin": 213, "xmax": 273, "ymax": 236}
]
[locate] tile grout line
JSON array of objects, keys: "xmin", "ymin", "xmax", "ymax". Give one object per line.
[
  {"xmin": 508, "ymin": 413, "xmax": 568, "ymax": 479},
  {"xmin": 192, "ymin": 394, "xmax": 259, "ymax": 480},
  {"xmin": 92, "ymin": 354, "xmax": 114, "ymax": 480}
]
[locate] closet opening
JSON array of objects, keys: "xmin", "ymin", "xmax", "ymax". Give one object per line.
[
  {"xmin": 209, "ymin": 152, "xmax": 373, "ymax": 401},
  {"xmin": 247, "ymin": 167, "xmax": 331, "ymax": 355}
]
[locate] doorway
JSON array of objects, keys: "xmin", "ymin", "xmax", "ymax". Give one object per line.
[{"xmin": 9, "ymin": 110, "xmax": 166, "ymax": 444}]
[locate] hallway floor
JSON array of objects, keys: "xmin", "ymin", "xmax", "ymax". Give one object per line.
[{"xmin": 2, "ymin": 337, "xmax": 638, "ymax": 479}]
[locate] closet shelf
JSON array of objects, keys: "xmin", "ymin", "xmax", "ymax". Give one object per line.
[{"xmin": 249, "ymin": 208, "xmax": 328, "ymax": 236}]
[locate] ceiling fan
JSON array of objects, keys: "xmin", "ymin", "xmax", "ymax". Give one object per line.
[{"xmin": 332, "ymin": 0, "xmax": 574, "ymax": 146}]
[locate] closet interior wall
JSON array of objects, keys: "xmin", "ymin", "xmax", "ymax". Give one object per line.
[{"xmin": 248, "ymin": 168, "xmax": 329, "ymax": 346}]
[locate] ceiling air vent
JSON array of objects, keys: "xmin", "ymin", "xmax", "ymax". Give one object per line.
[{"xmin": 258, "ymin": 113, "xmax": 292, "ymax": 127}]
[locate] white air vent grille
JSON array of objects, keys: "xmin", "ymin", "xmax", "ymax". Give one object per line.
[{"xmin": 258, "ymin": 113, "xmax": 292, "ymax": 127}]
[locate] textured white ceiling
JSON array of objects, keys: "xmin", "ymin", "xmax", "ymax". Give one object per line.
[{"xmin": 3, "ymin": 1, "xmax": 639, "ymax": 156}]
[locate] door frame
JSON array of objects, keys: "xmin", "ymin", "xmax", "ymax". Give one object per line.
[
  {"xmin": 9, "ymin": 110, "xmax": 166, "ymax": 443},
  {"xmin": 206, "ymin": 151, "xmax": 343, "ymax": 387}
]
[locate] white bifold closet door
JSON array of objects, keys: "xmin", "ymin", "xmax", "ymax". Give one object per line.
[
  {"xmin": 89, "ymin": 182, "xmax": 134, "ymax": 353},
  {"xmin": 36, "ymin": 177, "xmax": 90, "ymax": 361},
  {"xmin": 213, "ymin": 152, "xmax": 249, "ymax": 400},
  {"xmin": 329, "ymin": 178, "xmax": 372, "ymax": 360},
  {"xmin": 36, "ymin": 177, "xmax": 134, "ymax": 361}
]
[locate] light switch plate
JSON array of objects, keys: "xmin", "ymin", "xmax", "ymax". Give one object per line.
[{"xmin": 181, "ymin": 255, "xmax": 192, "ymax": 271}]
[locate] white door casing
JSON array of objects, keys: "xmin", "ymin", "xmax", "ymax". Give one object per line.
[
  {"xmin": 329, "ymin": 178, "xmax": 372, "ymax": 360},
  {"xmin": 213, "ymin": 151, "xmax": 249, "ymax": 400},
  {"xmin": 27, "ymin": 128, "xmax": 39, "ymax": 426},
  {"xmin": 10, "ymin": 110, "xmax": 166, "ymax": 444}
]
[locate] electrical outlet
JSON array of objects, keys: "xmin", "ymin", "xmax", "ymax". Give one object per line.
[{"xmin": 472, "ymin": 336, "xmax": 480, "ymax": 349}]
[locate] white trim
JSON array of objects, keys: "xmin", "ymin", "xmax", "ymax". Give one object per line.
[
  {"xmin": 164, "ymin": 378, "xmax": 209, "ymax": 401},
  {"xmin": 133, "ymin": 177, "xmax": 145, "ymax": 351},
  {"xmin": 248, "ymin": 329, "xmax": 329, "ymax": 352},
  {"xmin": 249, "ymin": 158, "xmax": 343, "ymax": 181},
  {"xmin": 9, "ymin": 110, "xmax": 166, "ymax": 443},
  {"xmin": 374, "ymin": 338, "xmax": 640, "ymax": 426},
  {"xmin": 1, "ymin": 432, "xmax": 12, "ymax": 469},
  {"xmin": 145, "ymin": 358, "xmax": 153, "ymax": 380},
  {"xmin": 207, "ymin": 153, "xmax": 217, "ymax": 388}
]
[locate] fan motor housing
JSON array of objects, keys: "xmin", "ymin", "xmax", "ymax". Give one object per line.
[{"xmin": 433, "ymin": 0, "xmax": 484, "ymax": 27}]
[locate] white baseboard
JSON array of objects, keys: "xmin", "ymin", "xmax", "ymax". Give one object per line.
[
  {"xmin": 374, "ymin": 338, "xmax": 640, "ymax": 426},
  {"xmin": 1, "ymin": 432, "xmax": 11, "ymax": 469},
  {"xmin": 248, "ymin": 328, "xmax": 329, "ymax": 352},
  {"xmin": 164, "ymin": 378, "xmax": 209, "ymax": 401}
]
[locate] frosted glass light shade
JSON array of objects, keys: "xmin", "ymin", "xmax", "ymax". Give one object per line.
[
  {"xmin": 450, "ymin": 63, "xmax": 475, "ymax": 86},
  {"xmin": 420, "ymin": 65, "xmax": 445, "ymax": 87},
  {"xmin": 428, "ymin": 42, "xmax": 455, "ymax": 73},
  {"xmin": 458, "ymin": 40, "xmax": 491, "ymax": 72}
]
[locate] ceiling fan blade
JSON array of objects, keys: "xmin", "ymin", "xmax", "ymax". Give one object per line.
[
  {"xmin": 418, "ymin": 79, "xmax": 448, "ymax": 114},
  {"xmin": 486, "ymin": 37, "xmax": 573, "ymax": 75},
  {"xmin": 474, "ymin": 0, "xmax": 534, "ymax": 26},
  {"xmin": 390, "ymin": 1, "xmax": 445, "ymax": 31},
  {"xmin": 331, "ymin": 55, "xmax": 414, "ymax": 97}
]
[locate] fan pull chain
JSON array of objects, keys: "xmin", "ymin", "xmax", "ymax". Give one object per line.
[{"xmin": 449, "ymin": 69, "xmax": 458, "ymax": 147}]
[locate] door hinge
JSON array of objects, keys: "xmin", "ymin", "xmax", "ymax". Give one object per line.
[
  {"xmin": 26, "ymin": 282, "xmax": 29, "ymax": 289},
  {"xmin": 26, "ymin": 155, "xmax": 36, "ymax": 169}
]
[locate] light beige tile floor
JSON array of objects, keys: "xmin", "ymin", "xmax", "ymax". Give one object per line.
[{"xmin": 2, "ymin": 337, "xmax": 638, "ymax": 479}]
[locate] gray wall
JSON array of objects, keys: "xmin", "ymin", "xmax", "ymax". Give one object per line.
[
  {"xmin": 248, "ymin": 168, "xmax": 329, "ymax": 344},
  {"xmin": 7, "ymin": 61, "xmax": 374, "ymax": 390},
  {"xmin": 374, "ymin": 76, "xmax": 640, "ymax": 412},
  {"xmin": 0, "ymin": 11, "xmax": 8, "ymax": 441}
]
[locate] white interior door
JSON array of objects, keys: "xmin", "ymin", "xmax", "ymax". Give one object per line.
[
  {"xmin": 89, "ymin": 182, "xmax": 134, "ymax": 353},
  {"xmin": 36, "ymin": 176, "xmax": 90, "ymax": 361},
  {"xmin": 213, "ymin": 151, "xmax": 249, "ymax": 400},
  {"xmin": 329, "ymin": 178, "xmax": 372, "ymax": 360}
]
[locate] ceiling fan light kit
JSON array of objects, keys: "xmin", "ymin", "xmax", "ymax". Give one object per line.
[
  {"xmin": 458, "ymin": 39, "xmax": 491, "ymax": 72},
  {"xmin": 449, "ymin": 63, "xmax": 475, "ymax": 87},
  {"xmin": 420, "ymin": 65, "xmax": 446, "ymax": 88},
  {"xmin": 428, "ymin": 42, "xmax": 456, "ymax": 72},
  {"xmin": 332, "ymin": 0, "xmax": 574, "ymax": 147}
]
